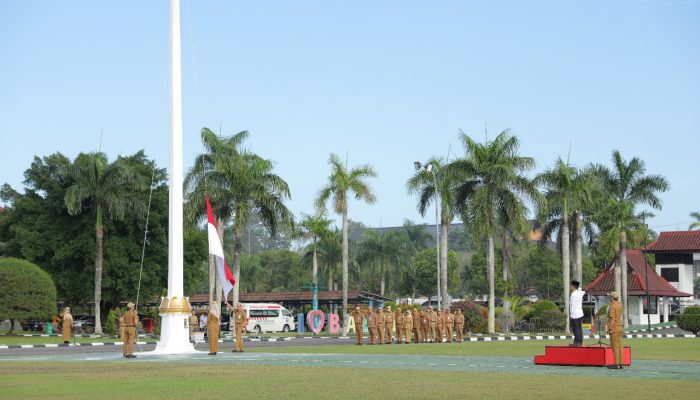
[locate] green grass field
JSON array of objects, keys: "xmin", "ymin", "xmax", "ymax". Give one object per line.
[
  {"xmin": 250, "ymin": 338, "xmax": 700, "ymax": 362},
  {"xmin": 2, "ymin": 339, "xmax": 699, "ymax": 399}
]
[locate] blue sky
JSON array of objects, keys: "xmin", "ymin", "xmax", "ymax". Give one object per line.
[{"xmin": 1, "ymin": 1, "xmax": 698, "ymax": 232}]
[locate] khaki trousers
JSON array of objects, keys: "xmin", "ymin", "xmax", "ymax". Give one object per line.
[
  {"xmin": 446, "ymin": 325, "xmax": 453, "ymax": 342},
  {"xmin": 208, "ymin": 324, "xmax": 219, "ymax": 353},
  {"xmin": 610, "ymin": 327, "xmax": 623, "ymax": 365},
  {"xmin": 395, "ymin": 324, "xmax": 403, "ymax": 343},
  {"xmin": 456, "ymin": 324, "xmax": 464, "ymax": 342},
  {"xmin": 123, "ymin": 327, "xmax": 135, "ymax": 356},
  {"xmin": 235, "ymin": 328, "xmax": 244, "ymax": 351},
  {"xmin": 404, "ymin": 325, "xmax": 412, "ymax": 343}
]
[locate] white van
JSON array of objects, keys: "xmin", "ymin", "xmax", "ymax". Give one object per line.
[{"xmin": 242, "ymin": 303, "xmax": 295, "ymax": 333}]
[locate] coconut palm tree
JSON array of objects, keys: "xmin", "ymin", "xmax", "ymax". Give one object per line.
[
  {"xmin": 689, "ymin": 212, "xmax": 700, "ymax": 231},
  {"xmin": 185, "ymin": 128, "xmax": 294, "ymax": 307},
  {"xmin": 535, "ymin": 158, "xmax": 598, "ymax": 333},
  {"xmin": 316, "ymin": 228, "xmax": 343, "ymax": 293},
  {"xmin": 64, "ymin": 152, "xmax": 145, "ymax": 334},
  {"xmin": 407, "ymin": 157, "xmax": 457, "ymax": 309},
  {"xmin": 316, "ymin": 153, "xmax": 376, "ymax": 334},
  {"xmin": 357, "ymin": 230, "xmax": 406, "ymax": 296},
  {"xmin": 448, "ymin": 130, "xmax": 539, "ymax": 334},
  {"xmin": 592, "ymin": 151, "xmax": 669, "ymax": 328},
  {"xmin": 298, "ymin": 211, "xmax": 333, "ymax": 289}
]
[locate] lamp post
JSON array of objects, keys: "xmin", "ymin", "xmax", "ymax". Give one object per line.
[
  {"xmin": 642, "ymin": 216, "xmax": 651, "ymax": 333},
  {"xmin": 414, "ymin": 161, "xmax": 441, "ymax": 309}
]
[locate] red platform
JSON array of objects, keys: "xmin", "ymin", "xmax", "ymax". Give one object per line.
[{"xmin": 534, "ymin": 345, "xmax": 631, "ymax": 367}]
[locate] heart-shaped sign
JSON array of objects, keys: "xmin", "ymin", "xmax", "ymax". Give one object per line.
[{"xmin": 307, "ymin": 310, "xmax": 325, "ymax": 335}]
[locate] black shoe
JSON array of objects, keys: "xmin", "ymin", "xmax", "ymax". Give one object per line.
[
  {"xmin": 232, "ymin": 349, "xmax": 238, "ymax": 352},
  {"xmin": 607, "ymin": 365, "xmax": 619, "ymax": 369},
  {"xmin": 64, "ymin": 341, "xmax": 70, "ymax": 344},
  {"xmin": 619, "ymin": 365, "xmax": 623, "ymax": 369}
]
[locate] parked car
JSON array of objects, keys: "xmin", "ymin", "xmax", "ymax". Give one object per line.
[
  {"xmin": 73, "ymin": 315, "xmax": 96, "ymax": 333},
  {"xmin": 24, "ymin": 320, "xmax": 44, "ymax": 332}
]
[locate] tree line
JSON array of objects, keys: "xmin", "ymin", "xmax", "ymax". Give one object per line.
[{"xmin": 0, "ymin": 127, "xmax": 681, "ymax": 335}]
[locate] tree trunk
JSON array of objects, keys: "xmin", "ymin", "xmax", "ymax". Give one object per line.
[
  {"xmin": 562, "ymin": 213, "xmax": 570, "ymax": 334},
  {"xmin": 574, "ymin": 210, "xmax": 583, "ymax": 284},
  {"xmin": 341, "ymin": 206, "xmax": 349, "ymax": 335},
  {"xmin": 312, "ymin": 240, "xmax": 318, "ymax": 288},
  {"xmin": 487, "ymin": 235, "xmax": 495, "ymax": 334},
  {"xmin": 380, "ymin": 273, "xmax": 385, "ymax": 297},
  {"xmin": 620, "ymin": 231, "xmax": 629, "ymax": 328},
  {"xmin": 440, "ymin": 215, "xmax": 449, "ymax": 309},
  {"xmin": 93, "ymin": 206, "xmax": 104, "ymax": 335},
  {"xmin": 502, "ymin": 230, "xmax": 509, "ymax": 282}
]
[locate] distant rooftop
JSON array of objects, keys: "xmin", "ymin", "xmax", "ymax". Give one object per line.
[{"xmin": 645, "ymin": 231, "xmax": 700, "ymax": 253}]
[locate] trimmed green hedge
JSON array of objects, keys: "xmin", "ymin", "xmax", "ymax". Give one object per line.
[
  {"xmin": 0, "ymin": 257, "xmax": 56, "ymax": 323},
  {"xmin": 677, "ymin": 307, "xmax": 700, "ymax": 334}
]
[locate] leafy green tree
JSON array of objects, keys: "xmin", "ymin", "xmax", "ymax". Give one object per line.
[
  {"xmin": 407, "ymin": 157, "xmax": 458, "ymax": 309},
  {"xmin": 63, "ymin": 152, "xmax": 145, "ymax": 334},
  {"xmin": 0, "ymin": 258, "xmax": 56, "ymax": 333},
  {"xmin": 592, "ymin": 151, "xmax": 669, "ymax": 328},
  {"xmin": 412, "ymin": 248, "xmax": 460, "ymax": 299},
  {"xmin": 315, "ymin": 228, "xmax": 343, "ymax": 292},
  {"xmin": 535, "ymin": 158, "xmax": 598, "ymax": 333},
  {"xmin": 449, "ymin": 130, "xmax": 539, "ymax": 333},
  {"xmin": 316, "ymin": 153, "xmax": 376, "ymax": 333},
  {"xmin": 1, "ymin": 152, "xmax": 206, "ymax": 320}
]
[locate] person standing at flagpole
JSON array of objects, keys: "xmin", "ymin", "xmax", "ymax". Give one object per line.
[{"xmin": 569, "ymin": 280, "xmax": 585, "ymax": 347}]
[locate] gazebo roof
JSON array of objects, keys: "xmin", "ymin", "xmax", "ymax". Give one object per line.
[{"xmin": 586, "ymin": 250, "xmax": 692, "ymax": 297}]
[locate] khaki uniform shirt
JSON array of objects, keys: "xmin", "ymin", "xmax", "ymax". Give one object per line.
[
  {"xmin": 609, "ymin": 300, "xmax": 623, "ymax": 329},
  {"xmin": 123, "ymin": 310, "xmax": 138, "ymax": 327},
  {"xmin": 404, "ymin": 313, "xmax": 413, "ymax": 329},
  {"xmin": 377, "ymin": 311, "xmax": 385, "ymax": 326},
  {"xmin": 384, "ymin": 311, "xmax": 394, "ymax": 325},
  {"xmin": 428, "ymin": 310, "xmax": 437, "ymax": 324},
  {"xmin": 455, "ymin": 312, "xmax": 465, "ymax": 325},
  {"xmin": 351, "ymin": 310, "xmax": 364, "ymax": 325},
  {"xmin": 366, "ymin": 312, "xmax": 377, "ymax": 328},
  {"xmin": 234, "ymin": 309, "xmax": 247, "ymax": 330},
  {"xmin": 394, "ymin": 312, "xmax": 403, "ymax": 326}
]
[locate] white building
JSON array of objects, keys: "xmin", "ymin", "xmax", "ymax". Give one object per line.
[{"xmin": 645, "ymin": 231, "xmax": 700, "ymax": 307}]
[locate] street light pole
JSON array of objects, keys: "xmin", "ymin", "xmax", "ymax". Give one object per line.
[{"xmin": 415, "ymin": 161, "xmax": 441, "ymax": 310}]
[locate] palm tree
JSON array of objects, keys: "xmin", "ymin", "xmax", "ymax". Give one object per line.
[
  {"xmin": 316, "ymin": 228, "xmax": 343, "ymax": 293},
  {"xmin": 407, "ymin": 157, "xmax": 457, "ymax": 308},
  {"xmin": 185, "ymin": 128, "xmax": 294, "ymax": 307},
  {"xmin": 535, "ymin": 158, "xmax": 598, "ymax": 333},
  {"xmin": 449, "ymin": 130, "xmax": 539, "ymax": 334},
  {"xmin": 316, "ymin": 153, "xmax": 376, "ymax": 334},
  {"xmin": 593, "ymin": 151, "xmax": 669, "ymax": 328},
  {"xmin": 689, "ymin": 212, "xmax": 700, "ymax": 231},
  {"xmin": 357, "ymin": 230, "xmax": 405, "ymax": 296},
  {"xmin": 64, "ymin": 152, "xmax": 144, "ymax": 334},
  {"xmin": 298, "ymin": 211, "xmax": 333, "ymax": 289}
]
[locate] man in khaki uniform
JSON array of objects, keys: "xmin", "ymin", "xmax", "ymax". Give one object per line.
[
  {"xmin": 229, "ymin": 303, "xmax": 248, "ymax": 352},
  {"xmin": 445, "ymin": 308, "xmax": 454, "ymax": 342},
  {"xmin": 122, "ymin": 302, "xmax": 138, "ymax": 358},
  {"xmin": 412, "ymin": 308, "xmax": 421, "ymax": 343},
  {"xmin": 455, "ymin": 308, "xmax": 465, "ymax": 342},
  {"xmin": 377, "ymin": 308, "xmax": 385, "ymax": 344},
  {"xmin": 384, "ymin": 306, "xmax": 394, "ymax": 344},
  {"xmin": 436, "ymin": 310, "xmax": 445, "ymax": 343},
  {"xmin": 189, "ymin": 311, "xmax": 198, "ymax": 336},
  {"xmin": 61, "ymin": 307, "xmax": 73, "ymax": 344},
  {"xmin": 608, "ymin": 291, "xmax": 624, "ymax": 369},
  {"xmin": 427, "ymin": 306, "xmax": 437, "ymax": 343},
  {"xmin": 394, "ymin": 308, "xmax": 403, "ymax": 344},
  {"xmin": 403, "ymin": 309, "xmax": 412, "ymax": 344},
  {"xmin": 351, "ymin": 305, "xmax": 365, "ymax": 345},
  {"xmin": 420, "ymin": 311, "xmax": 430, "ymax": 343},
  {"xmin": 207, "ymin": 301, "xmax": 220, "ymax": 355},
  {"xmin": 366, "ymin": 308, "xmax": 378, "ymax": 344}
]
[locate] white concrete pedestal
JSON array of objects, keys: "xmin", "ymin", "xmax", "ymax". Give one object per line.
[{"xmin": 152, "ymin": 313, "xmax": 197, "ymax": 354}]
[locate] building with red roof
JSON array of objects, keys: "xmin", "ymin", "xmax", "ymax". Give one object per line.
[
  {"xmin": 644, "ymin": 231, "xmax": 700, "ymax": 308},
  {"xmin": 586, "ymin": 250, "xmax": 691, "ymax": 325}
]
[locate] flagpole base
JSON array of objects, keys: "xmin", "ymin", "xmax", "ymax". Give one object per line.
[{"xmin": 152, "ymin": 312, "xmax": 197, "ymax": 354}]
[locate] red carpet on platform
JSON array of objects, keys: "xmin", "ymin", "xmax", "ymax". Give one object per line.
[{"xmin": 534, "ymin": 345, "xmax": 631, "ymax": 366}]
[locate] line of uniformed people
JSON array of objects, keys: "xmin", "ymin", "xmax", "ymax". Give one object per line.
[{"xmin": 350, "ymin": 304, "xmax": 466, "ymax": 344}]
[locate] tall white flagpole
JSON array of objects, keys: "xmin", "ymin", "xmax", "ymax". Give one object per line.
[{"xmin": 153, "ymin": 0, "xmax": 195, "ymax": 354}]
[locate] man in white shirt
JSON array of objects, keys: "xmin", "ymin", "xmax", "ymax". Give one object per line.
[
  {"xmin": 569, "ymin": 280, "xmax": 585, "ymax": 347},
  {"xmin": 199, "ymin": 313, "xmax": 208, "ymax": 332}
]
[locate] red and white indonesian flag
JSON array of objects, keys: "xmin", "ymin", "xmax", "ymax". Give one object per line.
[{"xmin": 206, "ymin": 193, "xmax": 235, "ymax": 299}]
